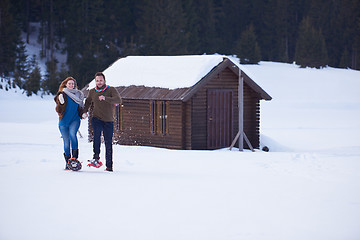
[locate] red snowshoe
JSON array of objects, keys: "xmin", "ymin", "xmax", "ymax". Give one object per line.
[{"xmin": 87, "ymin": 158, "xmax": 103, "ymax": 168}]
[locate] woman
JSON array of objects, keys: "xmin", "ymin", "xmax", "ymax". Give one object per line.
[{"xmin": 54, "ymin": 77, "xmax": 86, "ymax": 170}]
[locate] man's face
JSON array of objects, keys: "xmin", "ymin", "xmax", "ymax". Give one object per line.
[{"xmin": 95, "ymin": 75, "xmax": 105, "ymax": 88}]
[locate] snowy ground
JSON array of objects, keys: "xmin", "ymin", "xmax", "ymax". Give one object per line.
[{"xmin": 1, "ymin": 62, "xmax": 360, "ymax": 240}]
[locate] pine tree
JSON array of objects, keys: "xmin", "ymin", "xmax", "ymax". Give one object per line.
[
  {"xmin": 339, "ymin": 48, "xmax": 352, "ymax": 68},
  {"xmin": 306, "ymin": 0, "xmax": 338, "ymax": 67},
  {"xmin": 64, "ymin": 0, "xmax": 112, "ymax": 88},
  {"xmin": 57, "ymin": 63, "xmax": 69, "ymax": 84},
  {"xmin": 43, "ymin": 58, "xmax": 59, "ymax": 94},
  {"xmin": 339, "ymin": 0, "xmax": 360, "ymax": 70},
  {"xmin": 295, "ymin": 17, "xmax": 328, "ymax": 68},
  {"xmin": 255, "ymin": 0, "xmax": 275, "ymax": 60},
  {"xmin": 13, "ymin": 40, "xmax": 29, "ymax": 89},
  {"xmin": 193, "ymin": 0, "xmax": 221, "ymax": 53},
  {"xmin": 182, "ymin": 0, "xmax": 201, "ymax": 54},
  {"xmin": 24, "ymin": 55, "xmax": 41, "ymax": 96},
  {"xmin": 136, "ymin": 0, "xmax": 189, "ymax": 55},
  {"xmin": 272, "ymin": 0, "xmax": 297, "ymax": 62},
  {"xmin": 25, "ymin": 68, "xmax": 41, "ymax": 96},
  {"xmin": 0, "ymin": 0, "xmax": 20, "ymax": 76},
  {"xmin": 103, "ymin": 0, "xmax": 138, "ymax": 56},
  {"xmin": 235, "ymin": 24, "xmax": 261, "ymax": 64}
]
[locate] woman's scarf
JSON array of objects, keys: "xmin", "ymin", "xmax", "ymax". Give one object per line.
[{"xmin": 63, "ymin": 88, "xmax": 84, "ymax": 108}]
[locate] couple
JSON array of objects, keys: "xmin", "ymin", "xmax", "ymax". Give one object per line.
[{"xmin": 54, "ymin": 72, "xmax": 121, "ymax": 172}]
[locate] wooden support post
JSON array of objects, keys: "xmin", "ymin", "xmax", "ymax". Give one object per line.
[
  {"xmin": 229, "ymin": 131, "xmax": 240, "ymax": 150},
  {"xmin": 229, "ymin": 130, "xmax": 255, "ymax": 152},
  {"xmin": 229, "ymin": 68, "xmax": 254, "ymax": 152},
  {"xmin": 243, "ymin": 132, "xmax": 255, "ymax": 152},
  {"xmin": 238, "ymin": 69, "xmax": 244, "ymax": 151}
]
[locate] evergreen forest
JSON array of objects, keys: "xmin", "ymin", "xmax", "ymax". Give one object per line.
[{"xmin": 1, "ymin": 0, "xmax": 359, "ymax": 95}]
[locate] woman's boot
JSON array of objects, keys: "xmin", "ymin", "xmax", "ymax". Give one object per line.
[
  {"xmin": 68, "ymin": 149, "xmax": 82, "ymax": 171},
  {"xmin": 72, "ymin": 149, "xmax": 79, "ymax": 159},
  {"xmin": 64, "ymin": 153, "xmax": 71, "ymax": 170}
]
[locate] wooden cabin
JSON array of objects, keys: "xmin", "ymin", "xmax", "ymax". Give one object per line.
[{"xmin": 83, "ymin": 55, "xmax": 271, "ymax": 150}]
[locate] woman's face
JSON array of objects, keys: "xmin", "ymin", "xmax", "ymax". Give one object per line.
[{"xmin": 66, "ymin": 80, "xmax": 75, "ymax": 89}]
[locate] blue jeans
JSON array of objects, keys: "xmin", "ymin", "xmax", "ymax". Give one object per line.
[
  {"xmin": 92, "ymin": 117, "xmax": 114, "ymax": 169},
  {"xmin": 59, "ymin": 120, "xmax": 80, "ymax": 156}
]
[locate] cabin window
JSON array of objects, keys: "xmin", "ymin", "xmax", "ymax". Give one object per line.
[
  {"xmin": 115, "ymin": 104, "xmax": 123, "ymax": 131},
  {"xmin": 150, "ymin": 100, "xmax": 169, "ymax": 135},
  {"xmin": 150, "ymin": 101, "xmax": 156, "ymax": 134}
]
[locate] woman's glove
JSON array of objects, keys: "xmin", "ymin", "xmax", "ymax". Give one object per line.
[{"xmin": 58, "ymin": 94, "xmax": 65, "ymax": 104}]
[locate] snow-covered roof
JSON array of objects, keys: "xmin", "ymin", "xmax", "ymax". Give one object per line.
[
  {"xmin": 85, "ymin": 55, "xmax": 271, "ymax": 100},
  {"xmin": 87, "ymin": 55, "xmax": 233, "ymax": 89}
]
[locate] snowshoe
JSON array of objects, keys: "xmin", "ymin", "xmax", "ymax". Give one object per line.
[
  {"xmin": 67, "ymin": 158, "xmax": 82, "ymax": 171},
  {"xmin": 87, "ymin": 158, "xmax": 103, "ymax": 168}
]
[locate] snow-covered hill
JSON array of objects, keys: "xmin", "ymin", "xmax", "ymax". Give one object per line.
[{"xmin": 0, "ymin": 61, "xmax": 360, "ymax": 240}]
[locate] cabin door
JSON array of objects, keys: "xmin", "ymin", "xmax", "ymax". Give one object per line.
[{"xmin": 207, "ymin": 89, "xmax": 233, "ymax": 149}]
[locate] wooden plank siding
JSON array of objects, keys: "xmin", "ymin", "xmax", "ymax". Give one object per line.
[
  {"xmin": 189, "ymin": 67, "xmax": 261, "ymax": 150},
  {"xmin": 184, "ymin": 101, "xmax": 192, "ymax": 149},
  {"xmin": 190, "ymin": 67, "xmax": 238, "ymax": 149},
  {"xmin": 243, "ymin": 82, "xmax": 261, "ymax": 149},
  {"xmin": 112, "ymin": 99, "xmax": 185, "ymax": 149}
]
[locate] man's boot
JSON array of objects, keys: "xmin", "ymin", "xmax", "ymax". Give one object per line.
[{"xmin": 87, "ymin": 154, "xmax": 103, "ymax": 168}]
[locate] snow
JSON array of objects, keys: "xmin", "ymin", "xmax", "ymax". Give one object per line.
[
  {"xmin": 1, "ymin": 61, "xmax": 360, "ymax": 240},
  {"xmin": 87, "ymin": 55, "xmax": 227, "ymax": 89},
  {"xmin": 245, "ymin": 62, "xmax": 360, "ymax": 152}
]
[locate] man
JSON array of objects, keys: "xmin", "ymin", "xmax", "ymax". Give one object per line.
[{"xmin": 84, "ymin": 72, "xmax": 121, "ymax": 172}]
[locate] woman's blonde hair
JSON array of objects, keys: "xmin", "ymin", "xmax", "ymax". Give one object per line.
[{"xmin": 58, "ymin": 77, "xmax": 78, "ymax": 92}]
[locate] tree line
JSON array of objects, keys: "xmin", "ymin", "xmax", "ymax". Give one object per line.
[{"xmin": 1, "ymin": 0, "xmax": 359, "ymax": 95}]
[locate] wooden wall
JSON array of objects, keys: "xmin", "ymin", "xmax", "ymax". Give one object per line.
[
  {"xmin": 189, "ymin": 67, "xmax": 261, "ymax": 150},
  {"xmin": 243, "ymin": 80, "xmax": 261, "ymax": 149},
  {"xmin": 190, "ymin": 67, "xmax": 238, "ymax": 149},
  {"xmin": 183, "ymin": 101, "xmax": 192, "ymax": 149},
  {"xmin": 112, "ymin": 99, "xmax": 185, "ymax": 149}
]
